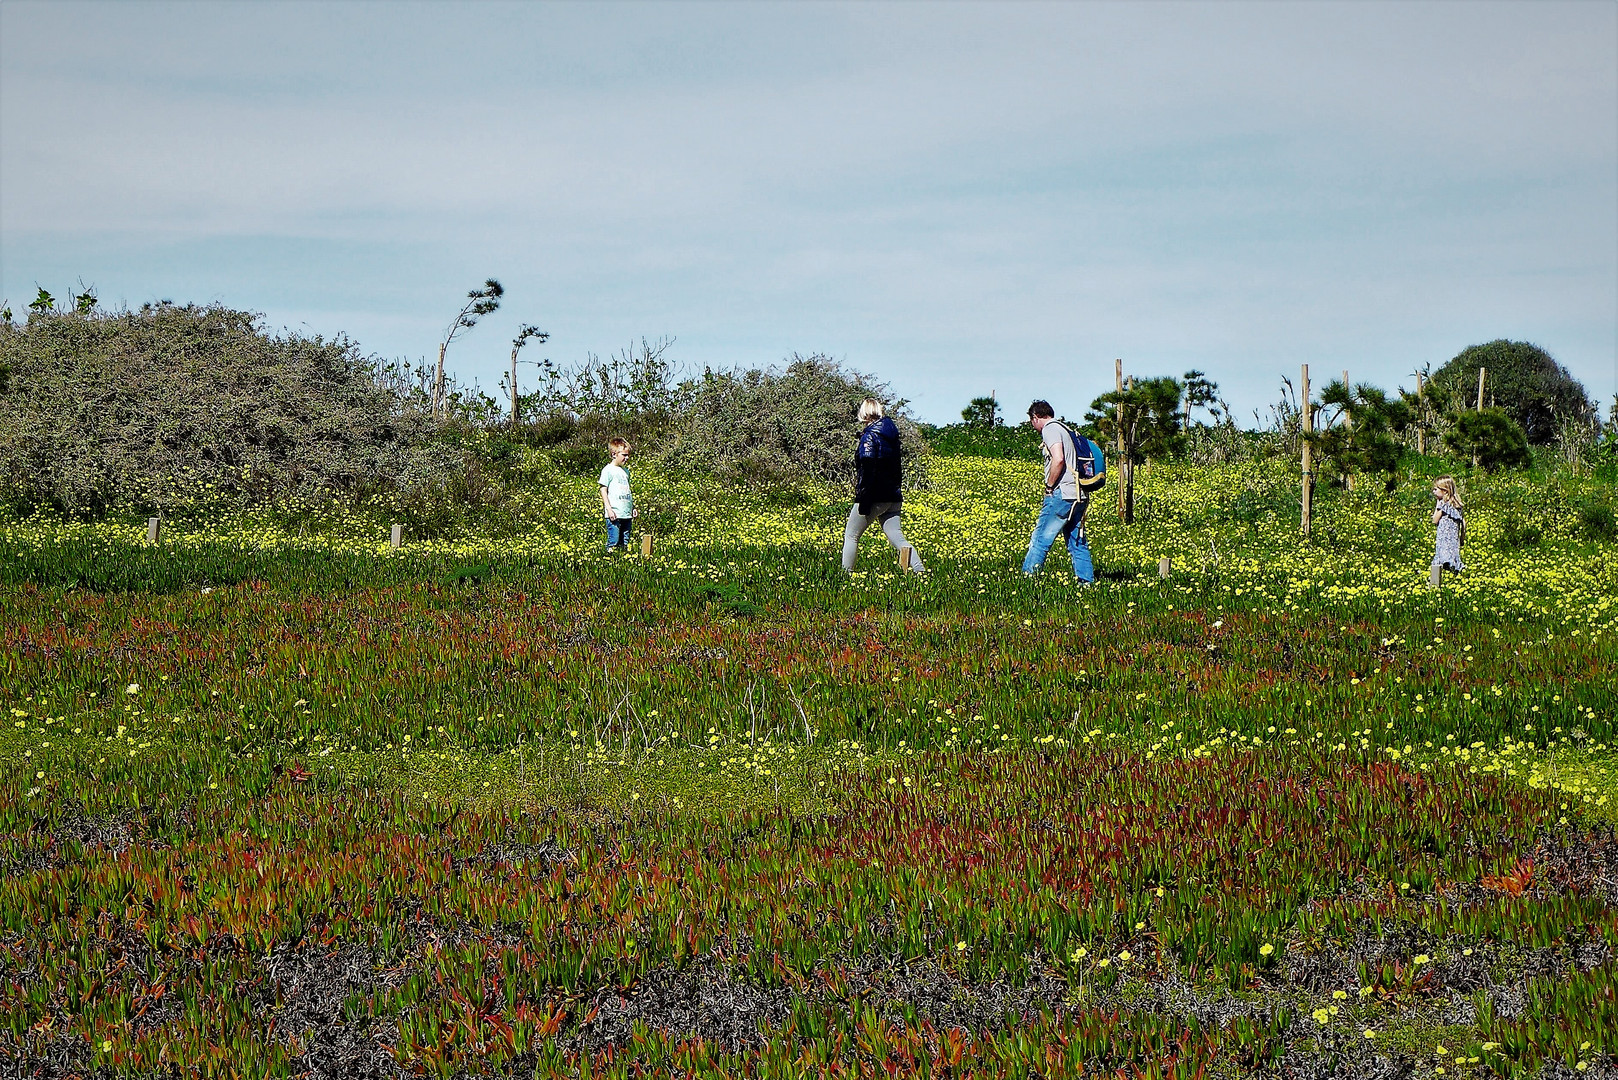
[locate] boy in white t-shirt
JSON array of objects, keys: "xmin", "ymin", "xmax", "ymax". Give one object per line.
[{"xmin": 598, "ymin": 438, "xmax": 636, "ymax": 550}]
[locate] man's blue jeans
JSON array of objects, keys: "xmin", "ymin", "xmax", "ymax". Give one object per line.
[{"xmin": 1022, "ymin": 494, "xmax": 1094, "ymax": 581}]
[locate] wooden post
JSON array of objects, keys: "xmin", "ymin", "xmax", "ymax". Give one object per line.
[
  {"xmin": 433, "ymin": 342, "xmax": 447, "ymax": 421},
  {"xmin": 1476, "ymin": 367, "xmax": 1487, "ymax": 411},
  {"xmin": 1300, "ymin": 364, "xmax": 1313, "ymax": 538},
  {"xmin": 1429, "ymin": 563, "xmax": 1443, "ymax": 588},
  {"xmin": 146, "ymin": 517, "xmax": 161, "ymax": 545},
  {"xmin": 510, "ymin": 346, "xmax": 520, "ymax": 427},
  {"xmin": 1123, "ymin": 375, "xmax": 1136, "ymax": 523},
  {"xmin": 1115, "ymin": 359, "xmax": 1126, "ymax": 519},
  {"xmin": 1415, "ymin": 371, "xmax": 1426, "ymax": 455},
  {"xmin": 390, "ymin": 524, "xmax": 403, "ymax": 550},
  {"xmin": 640, "ymin": 533, "xmax": 653, "ymax": 558},
  {"xmin": 1158, "ymin": 556, "xmax": 1171, "ymax": 580},
  {"xmin": 899, "ymin": 545, "xmax": 913, "ymax": 573},
  {"xmin": 1342, "ymin": 369, "xmax": 1353, "ymax": 491}
]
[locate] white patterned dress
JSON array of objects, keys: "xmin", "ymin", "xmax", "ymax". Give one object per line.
[{"xmin": 1432, "ymin": 500, "xmax": 1464, "ymax": 574}]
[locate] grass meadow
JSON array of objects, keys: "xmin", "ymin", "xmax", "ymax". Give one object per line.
[{"xmin": 1, "ymin": 454, "xmax": 1615, "ymax": 1078}]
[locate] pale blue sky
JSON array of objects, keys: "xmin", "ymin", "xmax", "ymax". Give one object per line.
[{"xmin": 3, "ymin": 0, "xmax": 1614, "ymax": 423}]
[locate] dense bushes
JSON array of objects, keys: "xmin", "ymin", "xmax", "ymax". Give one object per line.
[
  {"xmin": 522, "ymin": 351, "xmax": 928, "ymax": 490},
  {"xmin": 1430, "ymin": 341, "xmax": 1592, "ymax": 444},
  {"xmin": 0, "ymin": 298, "xmax": 926, "ymax": 517},
  {"xmin": 667, "ymin": 356, "xmax": 927, "ymax": 487},
  {"xmin": 0, "ymin": 303, "xmax": 458, "ymax": 516},
  {"xmin": 1444, "ymin": 408, "xmax": 1533, "ymax": 473},
  {"xmin": 922, "ymin": 422, "xmax": 1041, "ymax": 460}
]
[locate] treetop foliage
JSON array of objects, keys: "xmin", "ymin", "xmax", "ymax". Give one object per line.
[
  {"xmin": 1431, "ymin": 340, "xmax": 1590, "ymax": 445},
  {"xmin": 1307, "ymin": 380, "xmax": 1414, "ymax": 491}
]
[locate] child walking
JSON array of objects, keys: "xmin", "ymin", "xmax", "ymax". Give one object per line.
[
  {"xmin": 599, "ymin": 438, "xmax": 636, "ymax": 551},
  {"xmin": 1430, "ymin": 475, "xmax": 1464, "ymax": 579}
]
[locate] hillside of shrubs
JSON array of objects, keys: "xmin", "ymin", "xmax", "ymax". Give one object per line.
[{"xmin": 1, "ymin": 295, "xmax": 1612, "ymax": 530}]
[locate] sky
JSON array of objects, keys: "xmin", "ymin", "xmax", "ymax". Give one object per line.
[{"xmin": 3, "ymin": 0, "xmax": 1615, "ymax": 425}]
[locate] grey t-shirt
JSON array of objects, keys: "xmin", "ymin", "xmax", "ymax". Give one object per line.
[{"xmin": 1041, "ymin": 421, "xmax": 1080, "ymax": 500}]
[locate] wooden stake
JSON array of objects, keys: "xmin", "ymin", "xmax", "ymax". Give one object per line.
[
  {"xmin": 433, "ymin": 342, "xmax": 447, "ymax": 421},
  {"xmin": 1300, "ymin": 365, "xmax": 1313, "ymax": 538},
  {"xmin": 1123, "ymin": 375, "xmax": 1136, "ymax": 523},
  {"xmin": 1429, "ymin": 563, "xmax": 1443, "ymax": 588},
  {"xmin": 147, "ymin": 517, "xmax": 161, "ymax": 545},
  {"xmin": 640, "ymin": 533, "xmax": 653, "ymax": 558},
  {"xmin": 510, "ymin": 345, "xmax": 520, "ymax": 427},
  {"xmin": 1415, "ymin": 372, "xmax": 1425, "ymax": 455},
  {"xmin": 1115, "ymin": 359, "xmax": 1125, "ymax": 520},
  {"xmin": 390, "ymin": 524, "xmax": 403, "ymax": 550},
  {"xmin": 1342, "ymin": 369, "xmax": 1352, "ymax": 491},
  {"xmin": 1476, "ymin": 367, "xmax": 1487, "ymax": 411},
  {"xmin": 1158, "ymin": 556, "xmax": 1171, "ymax": 580},
  {"xmin": 899, "ymin": 545, "xmax": 913, "ymax": 572}
]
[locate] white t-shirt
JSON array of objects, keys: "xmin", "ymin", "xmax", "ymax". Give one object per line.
[{"xmin": 598, "ymin": 463, "xmax": 634, "ymax": 518}]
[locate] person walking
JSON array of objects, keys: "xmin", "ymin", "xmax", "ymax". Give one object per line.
[
  {"xmin": 842, "ymin": 399, "xmax": 924, "ymax": 572},
  {"xmin": 1021, "ymin": 400, "xmax": 1101, "ymax": 582},
  {"xmin": 1430, "ymin": 475, "xmax": 1464, "ymax": 579}
]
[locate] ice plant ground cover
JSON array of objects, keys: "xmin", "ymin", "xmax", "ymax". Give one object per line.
[{"xmin": 0, "ymin": 456, "xmax": 1616, "ymax": 1078}]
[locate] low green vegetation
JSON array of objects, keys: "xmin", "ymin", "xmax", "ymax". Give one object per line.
[{"xmin": 1, "ymin": 448, "xmax": 1616, "ymax": 1077}]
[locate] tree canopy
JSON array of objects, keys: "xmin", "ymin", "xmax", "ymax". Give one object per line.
[
  {"xmin": 1431, "ymin": 340, "xmax": 1590, "ymax": 445},
  {"xmin": 1307, "ymin": 380, "xmax": 1413, "ymax": 491}
]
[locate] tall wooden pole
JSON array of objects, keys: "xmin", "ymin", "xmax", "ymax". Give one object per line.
[
  {"xmin": 1341, "ymin": 368, "xmax": 1353, "ymax": 491},
  {"xmin": 1114, "ymin": 359, "xmax": 1125, "ymax": 519},
  {"xmin": 1415, "ymin": 372, "xmax": 1426, "ymax": 455},
  {"xmin": 1476, "ymin": 367, "xmax": 1487, "ymax": 411},
  {"xmin": 510, "ymin": 346, "xmax": 520, "ymax": 427},
  {"xmin": 1124, "ymin": 376, "xmax": 1137, "ymax": 519},
  {"xmin": 1301, "ymin": 364, "xmax": 1313, "ymax": 538},
  {"xmin": 433, "ymin": 342, "xmax": 447, "ymax": 421}
]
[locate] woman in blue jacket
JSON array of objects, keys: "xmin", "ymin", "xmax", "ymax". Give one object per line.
[{"xmin": 842, "ymin": 399, "xmax": 925, "ymax": 572}]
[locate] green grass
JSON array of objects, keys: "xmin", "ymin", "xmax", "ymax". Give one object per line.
[{"xmin": 0, "ymin": 454, "xmax": 1615, "ymax": 1076}]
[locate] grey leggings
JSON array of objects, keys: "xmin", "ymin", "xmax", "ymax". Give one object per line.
[{"xmin": 841, "ymin": 502, "xmax": 924, "ymax": 571}]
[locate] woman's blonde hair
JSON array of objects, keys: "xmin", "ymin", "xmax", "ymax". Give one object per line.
[
  {"xmin": 858, "ymin": 399, "xmax": 885, "ymax": 423},
  {"xmin": 1433, "ymin": 475, "xmax": 1461, "ymax": 509}
]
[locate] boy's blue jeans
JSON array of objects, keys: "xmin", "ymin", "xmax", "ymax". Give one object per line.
[
  {"xmin": 605, "ymin": 516, "xmax": 633, "ymax": 550},
  {"xmin": 1022, "ymin": 494, "xmax": 1094, "ymax": 581}
]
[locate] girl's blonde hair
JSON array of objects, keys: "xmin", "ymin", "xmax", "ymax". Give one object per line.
[
  {"xmin": 857, "ymin": 399, "xmax": 885, "ymax": 423},
  {"xmin": 1433, "ymin": 475, "xmax": 1461, "ymax": 509}
]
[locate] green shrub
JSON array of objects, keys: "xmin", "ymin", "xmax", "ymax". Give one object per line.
[
  {"xmin": 1431, "ymin": 340, "xmax": 1592, "ymax": 445},
  {"xmin": 0, "ymin": 302, "xmax": 458, "ymax": 515},
  {"xmin": 922, "ymin": 422, "xmax": 1041, "ymax": 460},
  {"xmin": 1578, "ymin": 502, "xmax": 1618, "ymax": 542},
  {"xmin": 1497, "ymin": 517, "xmax": 1544, "ymax": 549},
  {"xmin": 1444, "ymin": 409, "xmax": 1532, "ymax": 473},
  {"xmin": 666, "ymin": 355, "xmax": 928, "ymax": 488}
]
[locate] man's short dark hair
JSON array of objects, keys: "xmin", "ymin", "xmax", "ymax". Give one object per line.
[{"xmin": 1027, "ymin": 400, "xmax": 1055, "ymax": 419}]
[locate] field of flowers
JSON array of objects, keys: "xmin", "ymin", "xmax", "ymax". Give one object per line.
[{"xmin": 1, "ymin": 454, "xmax": 1615, "ymax": 1078}]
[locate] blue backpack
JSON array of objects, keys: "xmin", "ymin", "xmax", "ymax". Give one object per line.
[{"xmin": 1055, "ymin": 423, "xmax": 1106, "ymax": 494}]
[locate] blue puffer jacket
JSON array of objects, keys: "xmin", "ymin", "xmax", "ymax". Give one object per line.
[{"xmin": 855, "ymin": 417, "xmax": 903, "ymax": 510}]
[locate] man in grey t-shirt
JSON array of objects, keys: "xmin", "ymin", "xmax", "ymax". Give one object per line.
[{"xmin": 1021, "ymin": 399, "xmax": 1095, "ymax": 581}]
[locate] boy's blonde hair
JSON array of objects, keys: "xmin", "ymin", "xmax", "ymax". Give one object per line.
[
  {"xmin": 858, "ymin": 399, "xmax": 885, "ymax": 423},
  {"xmin": 1434, "ymin": 475, "xmax": 1461, "ymax": 509},
  {"xmin": 607, "ymin": 437, "xmax": 630, "ymax": 454}
]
